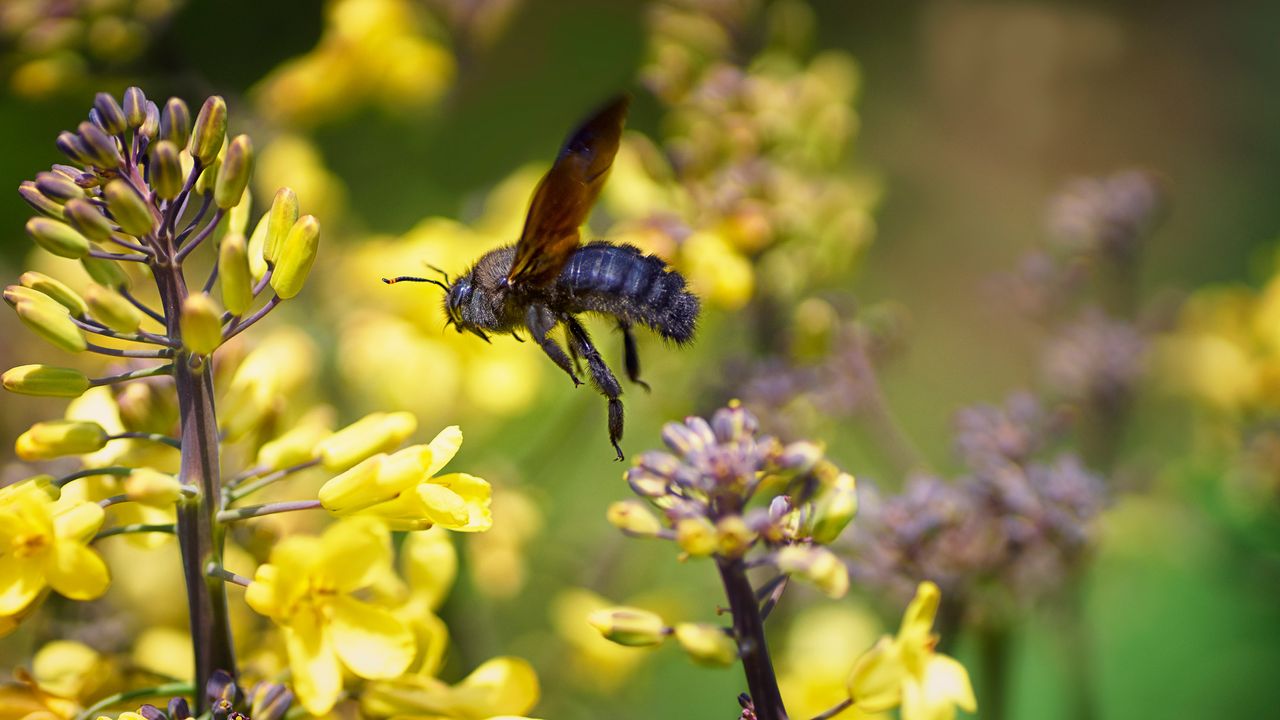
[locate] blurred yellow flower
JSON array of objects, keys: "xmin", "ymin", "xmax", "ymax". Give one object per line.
[
  {"xmin": 846, "ymin": 581, "xmax": 976, "ymax": 720},
  {"xmin": 550, "ymin": 588, "xmax": 653, "ymax": 693},
  {"xmin": 467, "ymin": 487, "xmax": 542, "ymax": 599},
  {"xmin": 777, "ymin": 604, "xmax": 886, "ymax": 719},
  {"xmin": 319, "ymin": 425, "xmax": 493, "ymax": 532},
  {"xmin": 361, "ymin": 656, "xmax": 540, "ymax": 720},
  {"xmin": 31, "ymin": 640, "xmax": 118, "ymax": 705},
  {"xmin": 244, "ymin": 517, "xmax": 416, "ymax": 715},
  {"xmin": 0, "ymin": 480, "xmax": 109, "ymax": 621}
]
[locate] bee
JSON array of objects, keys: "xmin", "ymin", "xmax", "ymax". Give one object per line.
[{"xmin": 384, "ymin": 95, "xmax": 700, "ymax": 459}]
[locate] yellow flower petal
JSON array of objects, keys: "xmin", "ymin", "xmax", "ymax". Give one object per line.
[
  {"xmin": 284, "ymin": 615, "xmax": 343, "ymax": 716},
  {"xmin": 422, "ymin": 425, "xmax": 462, "ymax": 477},
  {"xmin": 0, "ymin": 554, "xmax": 45, "ymax": 615},
  {"xmin": 320, "ymin": 518, "xmax": 391, "ymax": 593},
  {"xmin": 923, "ymin": 655, "xmax": 976, "ymax": 713},
  {"xmin": 52, "ymin": 499, "xmax": 105, "ymax": 543},
  {"xmin": 329, "ymin": 595, "xmax": 415, "ymax": 679},
  {"xmin": 449, "ymin": 657, "xmax": 541, "ymax": 718},
  {"xmin": 899, "ymin": 581, "xmax": 940, "ymax": 643},
  {"xmin": 244, "ymin": 563, "xmax": 284, "ymax": 618},
  {"xmin": 44, "ymin": 541, "xmax": 109, "ymax": 600},
  {"xmin": 401, "ymin": 528, "xmax": 457, "ymax": 610},
  {"xmin": 846, "ymin": 635, "xmax": 905, "ymax": 712},
  {"xmin": 427, "ymin": 473, "xmax": 492, "ymax": 532}
]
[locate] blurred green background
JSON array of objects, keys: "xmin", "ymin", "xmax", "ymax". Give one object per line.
[{"xmin": 3, "ymin": 1, "xmax": 1280, "ymax": 718}]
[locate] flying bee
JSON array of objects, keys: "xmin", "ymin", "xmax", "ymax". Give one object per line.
[{"xmin": 384, "ymin": 95, "xmax": 700, "ymax": 459}]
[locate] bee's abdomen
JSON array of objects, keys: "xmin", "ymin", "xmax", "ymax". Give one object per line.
[{"xmin": 560, "ymin": 242, "xmax": 699, "ymax": 342}]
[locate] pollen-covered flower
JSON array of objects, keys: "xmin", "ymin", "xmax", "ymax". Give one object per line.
[
  {"xmin": 319, "ymin": 425, "xmax": 492, "ymax": 532},
  {"xmin": 846, "ymin": 582, "xmax": 976, "ymax": 720},
  {"xmin": 244, "ymin": 518, "xmax": 416, "ymax": 715},
  {"xmin": 0, "ymin": 479, "xmax": 109, "ymax": 622}
]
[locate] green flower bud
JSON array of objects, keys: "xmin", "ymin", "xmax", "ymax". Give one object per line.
[
  {"xmin": 189, "ymin": 96, "xmax": 227, "ymax": 165},
  {"xmin": 20, "ymin": 272, "xmax": 87, "ymax": 316},
  {"xmin": 26, "ymin": 217, "xmax": 89, "ymax": 258},
  {"xmin": 317, "ymin": 411, "xmax": 417, "ymax": 472},
  {"xmin": 810, "ymin": 473, "xmax": 857, "ymax": 545},
  {"xmin": 215, "ymin": 135, "xmax": 253, "ymax": 209},
  {"xmin": 93, "ymin": 93, "xmax": 127, "ymax": 135},
  {"xmin": 139, "ymin": 100, "xmax": 160, "ymax": 140},
  {"xmin": 675, "ymin": 516, "xmax": 717, "ymax": 557},
  {"xmin": 80, "ymin": 257, "xmax": 130, "ymax": 289},
  {"xmin": 2, "ymin": 365, "xmax": 90, "ymax": 398},
  {"xmin": 606, "ymin": 500, "xmax": 665, "ymax": 537},
  {"xmin": 77, "ymin": 121, "xmax": 121, "ymax": 168},
  {"xmin": 4, "ymin": 285, "xmax": 66, "ymax": 314},
  {"xmin": 124, "ymin": 468, "xmax": 182, "ymax": 507},
  {"xmin": 247, "ymin": 212, "xmax": 270, "ymax": 281},
  {"xmin": 63, "ymin": 198, "xmax": 113, "ymax": 242},
  {"xmin": 195, "ymin": 157, "xmax": 220, "ymax": 196},
  {"xmin": 14, "ymin": 301, "xmax": 86, "ymax": 352},
  {"xmin": 588, "ymin": 607, "xmax": 668, "ymax": 647},
  {"xmin": 85, "ymin": 284, "xmax": 143, "ymax": 333},
  {"xmin": 103, "ymin": 179, "xmax": 156, "ymax": 236},
  {"xmin": 715, "ymin": 515, "xmax": 756, "ymax": 558},
  {"xmin": 55, "ymin": 131, "xmax": 92, "ymax": 166},
  {"xmin": 270, "ymin": 214, "xmax": 320, "ymax": 299},
  {"xmin": 34, "ymin": 171, "xmax": 84, "ymax": 203},
  {"xmin": 219, "ymin": 234, "xmax": 253, "ymax": 315},
  {"xmin": 16, "ymin": 420, "xmax": 109, "ymax": 461},
  {"xmin": 227, "ymin": 185, "xmax": 252, "ymax": 235},
  {"xmin": 778, "ymin": 441, "xmax": 824, "ymax": 474},
  {"xmin": 19, "ymin": 181, "xmax": 65, "ymax": 219},
  {"xmin": 263, "ymin": 187, "xmax": 299, "ymax": 265},
  {"xmin": 148, "ymin": 140, "xmax": 184, "ymax": 200},
  {"xmin": 180, "ymin": 292, "xmax": 224, "ymax": 355},
  {"xmin": 775, "ymin": 545, "xmax": 849, "ymax": 599},
  {"xmin": 673, "ymin": 623, "xmax": 738, "ymax": 667},
  {"xmin": 123, "ymin": 87, "xmax": 147, "ymax": 128},
  {"xmin": 160, "ymin": 97, "xmax": 191, "ymax": 148}
]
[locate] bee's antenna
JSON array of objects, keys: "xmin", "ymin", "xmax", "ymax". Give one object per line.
[
  {"xmin": 383, "ymin": 276, "xmax": 449, "ymax": 291},
  {"xmin": 423, "ymin": 263, "xmax": 452, "ymax": 284}
]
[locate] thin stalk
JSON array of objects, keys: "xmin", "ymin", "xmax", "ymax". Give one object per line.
[
  {"xmin": 176, "ymin": 209, "xmax": 225, "ymax": 262},
  {"xmin": 223, "ymin": 295, "xmax": 280, "ymax": 341},
  {"xmin": 95, "ymin": 522, "xmax": 176, "ymax": 540},
  {"xmin": 88, "ymin": 248, "xmax": 148, "ymax": 262},
  {"xmin": 120, "ymin": 286, "xmax": 166, "ymax": 324},
  {"xmin": 217, "ymin": 499, "xmax": 321, "ymax": 523},
  {"xmin": 810, "ymin": 699, "xmax": 853, "ymax": 720},
  {"xmin": 90, "ymin": 364, "xmax": 174, "ymax": 387},
  {"xmin": 226, "ymin": 458, "xmax": 321, "ymax": 502},
  {"xmin": 73, "ymin": 317, "xmax": 176, "ymax": 347},
  {"xmin": 54, "ymin": 466, "xmax": 133, "ymax": 487},
  {"xmin": 74, "ymin": 682, "xmax": 192, "ymax": 720},
  {"xmin": 84, "ymin": 342, "xmax": 172, "ymax": 359},
  {"xmin": 207, "ymin": 564, "xmax": 252, "ymax": 588},
  {"xmin": 108, "ymin": 431, "xmax": 181, "ymax": 449},
  {"xmin": 717, "ymin": 557, "xmax": 787, "ymax": 720}
]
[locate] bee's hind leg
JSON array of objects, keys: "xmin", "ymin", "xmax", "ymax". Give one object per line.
[
  {"xmin": 526, "ymin": 306, "xmax": 580, "ymax": 387},
  {"xmin": 566, "ymin": 317, "xmax": 625, "ymax": 461},
  {"xmin": 617, "ymin": 321, "xmax": 651, "ymax": 392}
]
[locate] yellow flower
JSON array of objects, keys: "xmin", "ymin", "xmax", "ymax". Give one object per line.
[
  {"xmin": 361, "ymin": 656, "xmax": 540, "ymax": 720},
  {"xmin": 0, "ymin": 481, "xmax": 109, "ymax": 621},
  {"xmin": 319, "ymin": 426, "xmax": 492, "ymax": 532},
  {"xmin": 244, "ymin": 518, "xmax": 416, "ymax": 715},
  {"xmin": 846, "ymin": 581, "xmax": 976, "ymax": 720}
]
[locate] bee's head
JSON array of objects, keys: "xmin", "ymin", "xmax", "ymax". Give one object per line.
[
  {"xmin": 383, "ymin": 265, "xmax": 494, "ymax": 342},
  {"xmin": 442, "ymin": 275, "xmax": 472, "ymax": 330}
]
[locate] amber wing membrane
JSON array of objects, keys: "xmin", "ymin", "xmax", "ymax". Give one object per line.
[{"xmin": 506, "ymin": 94, "xmax": 630, "ymax": 289}]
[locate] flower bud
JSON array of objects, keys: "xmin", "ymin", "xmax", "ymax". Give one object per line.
[
  {"xmin": 103, "ymin": 179, "xmax": 156, "ymax": 236},
  {"xmin": 257, "ymin": 413, "xmax": 332, "ymax": 471},
  {"xmin": 93, "ymin": 93, "xmax": 128, "ymax": 135},
  {"xmin": 139, "ymin": 101, "xmax": 160, "ymax": 140},
  {"xmin": 26, "ymin": 217, "xmax": 89, "ymax": 258},
  {"xmin": 716, "ymin": 515, "xmax": 756, "ymax": 558},
  {"xmin": 160, "ymin": 97, "xmax": 191, "ymax": 149},
  {"xmin": 249, "ymin": 681, "xmax": 294, "ymax": 720},
  {"xmin": 270, "ymin": 214, "xmax": 320, "ymax": 299},
  {"xmin": 676, "ymin": 516, "xmax": 717, "ymax": 557},
  {"xmin": 20, "ymin": 272, "xmax": 86, "ymax": 316},
  {"xmin": 711, "ymin": 400, "xmax": 757, "ymax": 441},
  {"xmin": 227, "ymin": 185, "xmax": 252, "ymax": 235},
  {"xmin": 19, "ymin": 181, "xmax": 65, "ymax": 219},
  {"xmin": 77, "ymin": 121, "xmax": 121, "ymax": 168},
  {"xmin": 247, "ymin": 212, "xmax": 270, "ymax": 281},
  {"xmin": 317, "ymin": 454, "xmax": 384, "ymax": 513},
  {"xmin": 194, "ymin": 156, "xmax": 220, "ymax": 196},
  {"xmin": 778, "ymin": 441, "xmax": 824, "ymax": 474},
  {"xmin": 263, "ymin": 187, "xmax": 299, "ymax": 265},
  {"xmin": 55, "ymin": 131, "xmax": 92, "ymax": 166},
  {"xmin": 180, "ymin": 293, "xmax": 224, "ymax": 355},
  {"xmin": 123, "ymin": 87, "xmax": 147, "ymax": 128},
  {"xmin": 85, "ymin": 284, "xmax": 143, "ymax": 333},
  {"xmin": 215, "ymin": 135, "xmax": 253, "ymax": 209},
  {"xmin": 607, "ymin": 500, "xmax": 664, "ymax": 537},
  {"xmin": 626, "ymin": 465, "xmax": 671, "ymax": 498},
  {"xmin": 81, "ymin": 257, "xmax": 130, "ymax": 289},
  {"xmin": 587, "ymin": 607, "xmax": 668, "ymax": 647},
  {"xmin": 673, "ymin": 623, "xmax": 738, "ymax": 667},
  {"xmin": 219, "ymin": 234, "xmax": 253, "ymax": 315},
  {"xmin": 15, "ymin": 301, "xmax": 86, "ymax": 352},
  {"xmin": 663, "ymin": 419, "xmax": 711, "ymax": 456},
  {"xmin": 189, "ymin": 96, "xmax": 227, "ymax": 165},
  {"xmin": 63, "ymin": 198, "xmax": 113, "ymax": 242},
  {"xmin": 810, "ymin": 473, "xmax": 857, "ymax": 545},
  {"xmin": 124, "ymin": 468, "xmax": 182, "ymax": 507},
  {"xmin": 317, "ymin": 411, "xmax": 417, "ymax": 471},
  {"xmin": 5, "ymin": 285, "xmax": 64, "ymax": 313},
  {"xmin": 16, "ymin": 420, "xmax": 109, "ymax": 460},
  {"xmin": 775, "ymin": 545, "xmax": 849, "ymax": 598},
  {"xmin": 35, "ymin": 171, "xmax": 84, "ymax": 203},
  {"xmin": 2, "ymin": 365, "xmax": 90, "ymax": 398},
  {"xmin": 150, "ymin": 140, "xmax": 183, "ymax": 200}
]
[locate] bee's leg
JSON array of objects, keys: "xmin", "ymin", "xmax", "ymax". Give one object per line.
[
  {"xmin": 566, "ymin": 328, "xmax": 584, "ymax": 375},
  {"xmin": 566, "ymin": 317, "xmax": 625, "ymax": 461},
  {"xmin": 617, "ymin": 321, "xmax": 651, "ymax": 392},
  {"xmin": 526, "ymin": 306, "xmax": 580, "ymax": 387}
]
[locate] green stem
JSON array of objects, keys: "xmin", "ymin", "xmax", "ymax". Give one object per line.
[
  {"xmin": 90, "ymin": 363, "xmax": 174, "ymax": 387},
  {"xmin": 226, "ymin": 458, "xmax": 321, "ymax": 502},
  {"xmin": 54, "ymin": 466, "xmax": 133, "ymax": 487},
  {"xmin": 95, "ymin": 522, "xmax": 176, "ymax": 540},
  {"xmin": 217, "ymin": 499, "xmax": 321, "ymax": 523},
  {"xmin": 74, "ymin": 682, "xmax": 192, "ymax": 720},
  {"xmin": 977, "ymin": 624, "xmax": 1011, "ymax": 720}
]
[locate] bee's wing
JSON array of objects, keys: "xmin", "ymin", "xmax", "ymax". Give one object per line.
[{"xmin": 506, "ymin": 94, "xmax": 630, "ymax": 289}]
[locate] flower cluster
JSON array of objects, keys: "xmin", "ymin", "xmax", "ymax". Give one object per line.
[
  {"xmin": 2, "ymin": 89, "xmax": 535, "ymax": 719},
  {"xmin": 594, "ymin": 403, "xmax": 973, "ymax": 720}
]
